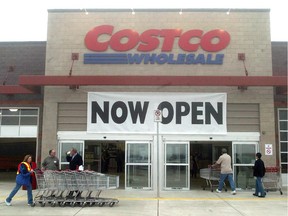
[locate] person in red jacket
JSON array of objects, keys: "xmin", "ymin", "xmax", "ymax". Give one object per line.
[
  {"xmin": 22, "ymin": 156, "xmax": 37, "ymax": 190},
  {"xmin": 5, "ymin": 155, "xmax": 34, "ymax": 206}
]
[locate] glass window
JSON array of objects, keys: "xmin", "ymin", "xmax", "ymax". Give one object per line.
[
  {"xmin": 127, "ymin": 143, "xmax": 149, "ymax": 163},
  {"xmin": 281, "ymin": 142, "xmax": 288, "ymax": 152},
  {"xmin": 280, "ymin": 122, "xmax": 288, "ymax": 130},
  {"xmin": 279, "ymin": 110, "xmax": 288, "ymax": 119},
  {"xmin": 21, "ymin": 109, "xmax": 38, "ymax": 116},
  {"xmin": 281, "ymin": 153, "xmax": 288, "ymax": 163},
  {"xmin": 166, "ymin": 166, "xmax": 188, "ymax": 188},
  {"xmin": 281, "ymin": 164, "xmax": 287, "ymax": 174},
  {"xmin": 20, "ymin": 117, "xmax": 38, "ymax": 125},
  {"xmin": 233, "ymin": 144, "xmax": 256, "ymax": 164},
  {"xmin": 234, "ymin": 166, "xmax": 254, "ymax": 189},
  {"xmin": 1, "ymin": 116, "xmax": 19, "ymax": 125},
  {"xmin": 2, "ymin": 109, "xmax": 20, "ymax": 115},
  {"xmin": 60, "ymin": 142, "xmax": 84, "ymax": 163},
  {"xmin": 166, "ymin": 144, "xmax": 188, "ymax": 164},
  {"xmin": 280, "ymin": 132, "xmax": 288, "ymax": 141},
  {"xmin": 126, "ymin": 165, "xmax": 150, "ymax": 188}
]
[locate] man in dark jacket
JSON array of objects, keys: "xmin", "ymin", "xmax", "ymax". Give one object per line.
[
  {"xmin": 253, "ymin": 152, "xmax": 266, "ymax": 197},
  {"xmin": 66, "ymin": 148, "xmax": 83, "ymax": 170},
  {"xmin": 66, "ymin": 148, "xmax": 83, "ymax": 198}
]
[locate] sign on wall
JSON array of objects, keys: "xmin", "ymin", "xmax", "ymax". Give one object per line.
[
  {"xmin": 84, "ymin": 25, "xmax": 230, "ymax": 65},
  {"xmin": 265, "ymin": 144, "xmax": 273, "ymax": 155},
  {"xmin": 87, "ymin": 92, "xmax": 227, "ymax": 134}
]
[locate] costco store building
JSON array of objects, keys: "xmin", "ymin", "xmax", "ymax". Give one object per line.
[{"xmin": 0, "ymin": 9, "xmax": 287, "ymax": 191}]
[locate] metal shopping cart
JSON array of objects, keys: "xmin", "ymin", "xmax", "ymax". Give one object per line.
[
  {"xmin": 262, "ymin": 167, "xmax": 283, "ymax": 195},
  {"xmin": 33, "ymin": 170, "xmax": 119, "ymax": 207},
  {"xmin": 84, "ymin": 171, "xmax": 119, "ymax": 207},
  {"xmin": 33, "ymin": 170, "xmax": 67, "ymax": 207},
  {"xmin": 200, "ymin": 168, "xmax": 227, "ymax": 192}
]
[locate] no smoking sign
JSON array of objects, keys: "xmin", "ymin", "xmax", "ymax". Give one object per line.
[
  {"xmin": 154, "ymin": 109, "xmax": 162, "ymax": 122},
  {"xmin": 265, "ymin": 144, "xmax": 273, "ymax": 156}
]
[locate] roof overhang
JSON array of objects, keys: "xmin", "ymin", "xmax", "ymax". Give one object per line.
[
  {"xmin": 0, "ymin": 85, "xmax": 35, "ymax": 94},
  {"xmin": 0, "ymin": 75, "xmax": 287, "ymax": 95},
  {"xmin": 18, "ymin": 75, "xmax": 287, "ymax": 87}
]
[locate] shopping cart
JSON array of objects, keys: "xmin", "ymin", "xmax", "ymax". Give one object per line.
[
  {"xmin": 262, "ymin": 167, "xmax": 283, "ymax": 195},
  {"xmin": 33, "ymin": 170, "xmax": 66, "ymax": 207},
  {"xmin": 84, "ymin": 171, "xmax": 119, "ymax": 207},
  {"xmin": 200, "ymin": 168, "xmax": 227, "ymax": 192},
  {"xmin": 33, "ymin": 170, "xmax": 119, "ymax": 207}
]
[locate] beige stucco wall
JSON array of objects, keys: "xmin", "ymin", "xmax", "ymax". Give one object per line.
[{"xmin": 42, "ymin": 9, "xmax": 276, "ymax": 165}]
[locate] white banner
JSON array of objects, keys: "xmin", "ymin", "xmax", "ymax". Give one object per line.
[{"xmin": 87, "ymin": 92, "xmax": 227, "ymax": 134}]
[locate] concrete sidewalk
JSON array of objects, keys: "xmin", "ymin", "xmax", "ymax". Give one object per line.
[{"xmin": 0, "ymin": 181, "xmax": 287, "ymax": 216}]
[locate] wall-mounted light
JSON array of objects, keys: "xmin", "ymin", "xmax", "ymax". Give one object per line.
[
  {"xmin": 9, "ymin": 108, "xmax": 18, "ymax": 112},
  {"xmin": 226, "ymin": 8, "xmax": 231, "ymax": 15},
  {"xmin": 81, "ymin": 8, "xmax": 89, "ymax": 15},
  {"xmin": 131, "ymin": 8, "xmax": 135, "ymax": 15}
]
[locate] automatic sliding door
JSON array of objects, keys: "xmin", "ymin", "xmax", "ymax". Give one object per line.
[
  {"xmin": 125, "ymin": 141, "xmax": 152, "ymax": 189},
  {"xmin": 164, "ymin": 142, "xmax": 189, "ymax": 190},
  {"xmin": 232, "ymin": 142, "xmax": 258, "ymax": 189}
]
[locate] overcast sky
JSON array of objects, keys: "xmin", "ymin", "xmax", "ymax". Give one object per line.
[{"xmin": 0, "ymin": 0, "xmax": 287, "ymax": 41}]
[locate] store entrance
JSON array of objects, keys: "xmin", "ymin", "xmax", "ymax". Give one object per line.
[
  {"xmin": 85, "ymin": 140, "xmax": 125, "ymax": 188},
  {"xmin": 189, "ymin": 141, "xmax": 232, "ymax": 190},
  {"xmin": 0, "ymin": 138, "xmax": 36, "ymax": 171}
]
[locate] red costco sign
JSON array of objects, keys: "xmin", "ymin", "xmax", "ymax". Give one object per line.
[{"xmin": 84, "ymin": 25, "xmax": 230, "ymax": 65}]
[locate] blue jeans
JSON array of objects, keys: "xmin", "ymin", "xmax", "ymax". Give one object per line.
[
  {"xmin": 255, "ymin": 177, "xmax": 265, "ymax": 196},
  {"xmin": 218, "ymin": 173, "xmax": 236, "ymax": 191},
  {"xmin": 6, "ymin": 182, "xmax": 33, "ymax": 204}
]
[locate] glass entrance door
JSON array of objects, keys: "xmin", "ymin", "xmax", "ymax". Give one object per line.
[
  {"xmin": 125, "ymin": 141, "xmax": 152, "ymax": 189},
  {"xmin": 164, "ymin": 142, "xmax": 190, "ymax": 190},
  {"xmin": 232, "ymin": 142, "xmax": 258, "ymax": 189}
]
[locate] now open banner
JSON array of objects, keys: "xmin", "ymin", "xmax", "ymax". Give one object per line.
[{"xmin": 87, "ymin": 92, "xmax": 227, "ymax": 134}]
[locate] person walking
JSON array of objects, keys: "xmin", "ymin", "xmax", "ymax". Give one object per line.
[
  {"xmin": 42, "ymin": 149, "xmax": 59, "ymax": 171},
  {"xmin": 5, "ymin": 155, "xmax": 34, "ymax": 206},
  {"xmin": 211, "ymin": 148, "xmax": 236, "ymax": 195},
  {"xmin": 253, "ymin": 152, "xmax": 266, "ymax": 198}
]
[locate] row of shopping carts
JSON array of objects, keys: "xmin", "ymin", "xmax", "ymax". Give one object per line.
[{"xmin": 33, "ymin": 170, "xmax": 119, "ymax": 207}]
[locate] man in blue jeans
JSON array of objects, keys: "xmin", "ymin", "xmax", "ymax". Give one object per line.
[
  {"xmin": 253, "ymin": 152, "xmax": 266, "ymax": 197},
  {"xmin": 211, "ymin": 148, "xmax": 236, "ymax": 195},
  {"xmin": 5, "ymin": 155, "xmax": 34, "ymax": 206}
]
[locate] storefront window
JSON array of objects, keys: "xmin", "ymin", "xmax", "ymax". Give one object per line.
[
  {"xmin": 278, "ymin": 108, "xmax": 288, "ymax": 173},
  {"xmin": 0, "ymin": 108, "xmax": 38, "ymax": 137}
]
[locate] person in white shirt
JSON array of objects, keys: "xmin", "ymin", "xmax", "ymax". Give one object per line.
[{"xmin": 211, "ymin": 148, "xmax": 236, "ymax": 195}]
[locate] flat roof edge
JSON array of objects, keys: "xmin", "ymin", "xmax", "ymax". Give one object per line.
[{"xmin": 48, "ymin": 8, "xmax": 270, "ymax": 13}]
